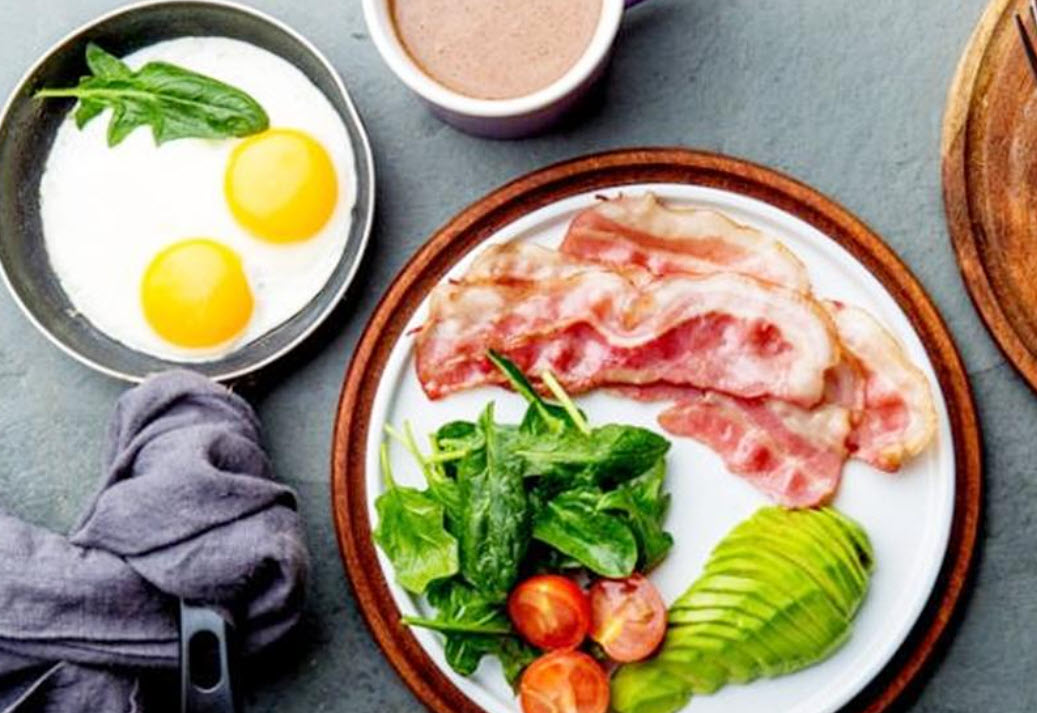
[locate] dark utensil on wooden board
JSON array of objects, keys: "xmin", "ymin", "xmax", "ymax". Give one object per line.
[
  {"xmin": 180, "ymin": 600, "xmax": 240, "ymax": 713},
  {"xmin": 1014, "ymin": 0, "xmax": 1037, "ymax": 78}
]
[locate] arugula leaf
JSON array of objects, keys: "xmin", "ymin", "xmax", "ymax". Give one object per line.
[
  {"xmin": 454, "ymin": 405, "xmax": 530, "ymax": 600},
  {"xmin": 532, "ymin": 488, "xmax": 638, "ymax": 577},
  {"xmin": 599, "ymin": 460, "xmax": 674, "ymax": 569},
  {"xmin": 372, "ymin": 445, "xmax": 459, "ymax": 594},
  {"xmin": 36, "ymin": 43, "xmax": 269, "ymax": 146},
  {"xmin": 411, "ymin": 579, "xmax": 538, "ymax": 685}
]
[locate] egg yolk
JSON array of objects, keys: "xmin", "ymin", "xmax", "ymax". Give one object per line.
[
  {"xmin": 224, "ymin": 128, "xmax": 338, "ymax": 243},
  {"xmin": 141, "ymin": 239, "xmax": 253, "ymax": 348}
]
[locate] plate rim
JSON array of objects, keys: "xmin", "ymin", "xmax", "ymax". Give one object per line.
[{"xmin": 331, "ymin": 147, "xmax": 982, "ymax": 713}]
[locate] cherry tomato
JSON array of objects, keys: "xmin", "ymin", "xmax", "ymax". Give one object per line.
[
  {"xmin": 519, "ymin": 650, "xmax": 610, "ymax": 713},
  {"xmin": 508, "ymin": 575, "xmax": 591, "ymax": 650},
  {"xmin": 589, "ymin": 574, "xmax": 667, "ymax": 663}
]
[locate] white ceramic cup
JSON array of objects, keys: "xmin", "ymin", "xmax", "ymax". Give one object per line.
[{"xmin": 363, "ymin": 0, "xmax": 642, "ymax": 138}]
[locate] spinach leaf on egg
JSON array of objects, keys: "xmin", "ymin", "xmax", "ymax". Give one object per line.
[{"xmin": 36, "ymin": 43, "xmax": 269, "ymax": 146}]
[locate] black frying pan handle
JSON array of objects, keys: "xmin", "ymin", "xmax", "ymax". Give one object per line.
[{"xmin": 179, "ymin": 599, "xmax": 240, "ymax": 713}]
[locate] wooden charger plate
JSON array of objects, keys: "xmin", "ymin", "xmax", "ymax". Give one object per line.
[
  {"xmin": 332, "ymin": 149, "xmax": 981, "ymax": 713},
  {"xmin": 943, "ymin": 0, "xmax": 1037, "ymax": 390}
]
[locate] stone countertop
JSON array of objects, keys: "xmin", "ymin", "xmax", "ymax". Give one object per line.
[{"xmin": 0, "ymin": 1, "xmax": 1025, "ymax": 712}]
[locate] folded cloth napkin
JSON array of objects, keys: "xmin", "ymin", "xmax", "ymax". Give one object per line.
[{"xmin": 0, "ymin": 371, "xmax": 309, "ymax": 712}]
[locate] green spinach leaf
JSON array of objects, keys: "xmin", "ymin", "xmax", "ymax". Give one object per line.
[
  {"xmin": 532, "ymin": 488, "xmax": 638, "ymax": 577},
  {"xmin": 517, "ymin": 423, "xmax": 670, "ymax": 493},
  {"xmin": 409, "ymin": 579, "xmax": 538, "ymax": 685},
  {"xmin": 36, "ymin": 43, "xmax": 269, "ymax": 146},
  {"xmin": 372, "ymin": 445, "xmax": 459, "ymax": 594},
  {"xmin": 599, "ymin": 460, "xmax": 674, "ymax": 569},
  {"xmin": 455, "ymin": 405, "xmax": 529, "ymax": 600},
  {"xmin": 387, "ymin": 422, "xmax": 463, "ymax": 526},
  {"xmin": 488, "ymin": 350, "xmax": 590, "ymax": 437}
]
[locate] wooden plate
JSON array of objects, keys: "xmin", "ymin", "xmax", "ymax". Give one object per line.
[
  {"xmin": 332, "ymin": 149, "xmax": 981, "ymax": 713},
  {"xmin": 943, "ymin": 0, "xmax": 1037, "ymax": 390}
]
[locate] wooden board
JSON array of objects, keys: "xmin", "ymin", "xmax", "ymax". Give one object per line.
[
  {"xmin": 332, "ymin": 149, "xmax": 982, "ymax": 713},
  {"xmin": 943, "ymin": 0, "xmax": 1037, "ymax": 390}
]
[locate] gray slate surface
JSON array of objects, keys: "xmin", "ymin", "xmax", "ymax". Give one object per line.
[{"xmin": 0, "ymin": 1, "xmax": 1021, "ymax": 711}]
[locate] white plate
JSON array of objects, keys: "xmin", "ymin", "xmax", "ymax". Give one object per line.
[{"xmin": 364, "ymin": 183, "xmax": 955, "ymax": 713}]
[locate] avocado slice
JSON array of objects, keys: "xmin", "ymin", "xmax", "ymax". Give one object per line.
[
  {"xmin": 776, "ymin": 508, "xmax": 870, "ymax": 592},
  {"xmin": 611, "ymin": 659, "xmax": 696, "ymax": 713},
  {"xmin": 662, "ymin": 619, "xmax": 771, "ymax": 681},
  {"xmin": 693, "ymin": 559, "xmax": 847, "ymax": 644},
  {"xmin": 819, "ymin": 507, "xmax": 875, "ymax": 573},
  {"xmin": 670, "ymin": 588, "xmax": 830, "ymax": 668},
  {"xmin": 704, "ymin": 547, "xmax": 852, "ymax": 631},
  {"xmin": 737, "ymin": 508, "xmax": 869, "ymax": 609},
  {"xmin": 715, "ymin": 529, "xmax": 858, "ymax": 615},
  {"xmin": 646, "ymin": 638, "xmax": 730, "ymax": 694},
  {"xmin": 722, "ymin": 525, "xmax": 862, "ymax": 615}
]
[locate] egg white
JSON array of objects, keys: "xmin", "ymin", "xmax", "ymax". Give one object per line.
[{"xmin": 39, "ymin": 37, "xmax": 357, "ymax": 361}]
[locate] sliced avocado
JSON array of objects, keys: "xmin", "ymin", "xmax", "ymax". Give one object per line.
[
  {"xmin": 670, "ymin": 585, "xmax": 827, "ymax": 657},
  {"xmin": 778, "ymin": 508, "xmax": 869, "ymax": 592},
  {"xmin": 670, "ymin": 593, "xmax": 826, "ymax": 669},
  {"xmin": 611, "ymin": 659, "xmax": 695, "ymax": 713},
  {"xmin": 717, "ymin": 528, "xmax": 858, "ymax": 615},
  {"xmin": 737, "ymin": 509, "xmax": 866, "ymax": 609},
  {"xmin": 663, "ymin": 620, "xmax": 772, "ymax": 681},
  {"xmin": 705, "ymin": 547, "xmax": 852, "ymax": 628},
  {"xmin": 612, "ymin": 506, "xmax": 874, "ymax": 713},
  {"xmin": 678, "ymin": 571, "xmax": 842, "ymax": 653},
  {"xmin": 753, "ymin": 508, "xmax": 868, "ymax": 592},
  {"xmin": 819, "ymin": 507, "xmax": 875, "ymax": 573},
  {"xmin": 723, "ymin": 525, "xmax": 861, "ymax": 615},
  {"xmin": 646, "ymin": 638, "xmax": 729, "ymax": 694}
]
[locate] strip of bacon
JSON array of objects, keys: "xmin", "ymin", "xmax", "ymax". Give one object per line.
[
  {"xmin": 416, "ymin": 257, "xmax": 839, "ymax": 404},
  {"xmin": 561, "ymin": 193, "xmax": 811, "ymax": 291},
  {"xmin": 617, "ymin": 384, "xmax": 850, "ymax": 507},
  {"xmin": 556, "ymin": 207, "xmax": 938, "ymax": 472},
  {"xmin": 824, "ymin": 302, "xmax": 937, "ymax": 471}
]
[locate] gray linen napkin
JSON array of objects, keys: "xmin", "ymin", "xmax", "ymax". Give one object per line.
[{"xmin": 0, "ymin": 370, "xmax": 309, "ymax": 712}]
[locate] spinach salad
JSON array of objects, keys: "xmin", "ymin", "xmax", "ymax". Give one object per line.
[{"xmin": 374, "ymin": 352, "xmax": 674, "ymax": 685}]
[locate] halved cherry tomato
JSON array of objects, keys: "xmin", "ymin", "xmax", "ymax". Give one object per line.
[
  {"xmin": 508, "ymin": 575, "xmax": 591, "ymax": 650},
  {"xmin": 519, "ymin": 650, "xmax": 610, "ymax": 713},
  {"xmin": 589, "ymin": 574, "xmax": 667, "ymax": 662}
]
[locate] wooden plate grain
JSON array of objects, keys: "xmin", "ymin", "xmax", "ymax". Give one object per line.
[
  {"xmin": 943, "ymin": 0, "xmax": 1037, "ymax": 390},
  {"xmin": 332, "ymin": 149, "xmax": 981, "ymax": 713}
]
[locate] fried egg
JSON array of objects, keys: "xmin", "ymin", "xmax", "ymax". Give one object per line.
[{"xmin": 39, "ymin": 37, "xmax": 356, "ymax": 360}]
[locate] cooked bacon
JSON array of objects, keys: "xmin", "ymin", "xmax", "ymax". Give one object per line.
[
  {"xmin": 464, "ymin": 242, "xmax": 617, "ymax": 285},
  {"xmin": 554, "ymin": 204, "xmax": 937, "ymax": 473},
  {"xmin": 416, "ymin": 264, "xmax": 839, "ymax": 404},
  {"xmin": 824, "ymin": 301, "xmax": 937, "ymax": 471},
  {"xmin": 617, "ymin": 383, "xmax": 849, "ymax": 507},
  {"xmin": 561, "ymin": 194, "xmax": 811, "ymax": 291}
]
